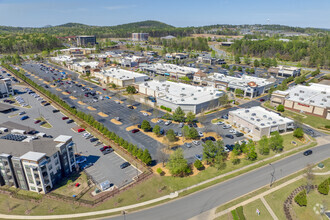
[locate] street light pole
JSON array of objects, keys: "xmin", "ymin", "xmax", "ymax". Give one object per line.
[{"xmin": 269, "ymin": 163, "xmax": 276, "ymax": 187}]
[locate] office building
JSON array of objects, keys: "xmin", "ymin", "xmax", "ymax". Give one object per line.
[
  {"xmin": 270, "ymin": 83, "xmax": 330, "ymax": 119},
  {"xmin": 268, "ymin": 66, "xmax": 301, "ymax": 78},
  {"xmin": 228, "ymin": 106, "xmax": 294, "ymax": 138},
  {"xmin": 140, "ymin": 63, "xmax": 199, "ymax": 79},
  {"xmin": 132, "ymin": 33, "xmax": 149, "ymax": 41},
  {"xmin": 76, "ymin": 35, "xmax": 97, "ymax": 46}
]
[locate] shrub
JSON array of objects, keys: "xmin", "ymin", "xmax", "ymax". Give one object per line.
[
  {"xmin": 294, "ymin": 189, "xmax": 307, "ymax": 206},
  {"xmin": 318, "ymin": 179, "xmax": 329, "ymax": 195},
  {"xmin": 194, "ymin": 159, "xmax": 204, "ymax": 170},
  {"xmin": 231, "ymin": 210, "xmax": 239, "ymax": 220},
  {"xmin": 236, "ymin": 206, "xmax": 245, "ymax": 220},
  {"xmin": 67, "ymin": 179, "xmax": 73, "ymax": 185},
  {"xmin": 277, "ymin": 104, "xmax": 285, "ymax": 112},
  {"xmin": 325, "ymin": 125, "xmax": 330, "ymax": 129},
  {"xmin": 293, "ymin": 128, "xmax": 304, "ymax": 139},
  {"xmin": 156, "ymin": 168, "xmax": 164, "ymax": 176},
  {"xmin": 232, "ymin": 158, "xmax": 241, "ymax": 165},
  {"xmin": 160, "ymin": 105, "xmax": 172, "ymax": 112}
]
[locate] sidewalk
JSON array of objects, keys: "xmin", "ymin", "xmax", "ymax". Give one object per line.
[{"xmin": 193, "ymin": 171, "xmax": 330, "ymax": 220}]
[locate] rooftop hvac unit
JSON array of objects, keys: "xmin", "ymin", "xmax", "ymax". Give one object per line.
[
  {"xmin": 245, "ymin": 110, "xmax": 250, "ymax": 113},
  {"xmin": 261, "ymin": 123, "xmax": 265, "ymax": 126},
  {"xmin": 181, "ymin": 99, "xmax": 184, "ymax": 101},
  {"xmin": 182, "ymin": 88, "xmax": 185, "ymax": 90},
  {"xmin": 250, "ymin": 117, "xmax": 255, "ymax": 120},
  {"xmin": 279, "ymin": 119, "xmax": 284, "ymax": 122},
  {"xmin": 252, "ymin": 113, "xmax": 256, "ymax": 116},
  {"xmin": 194, "ymin": 98, "xmax": 197, "ymax": 100},
  {"xmin": 299, "ymin": 98, "xmax": 304, "ymax": 101},
  {"xmin": 268, "ymin": 117, "xmax": 272, "ymax": 120},
  {"xmin": 321, "ymin": 91, "xmax": 326, "ymax": 94},
  {"xmin": 294, "ymin": 93, "xmax": 299, "ymax": 96},
  {"xmin": 299, "ymin": 90, "xmax": 304, "ymax": 93},
  {"xmin": 263, "ymin": 115, "xmax": 267, "ymax": 118},
  {"xmin": 267, "ymin": 122, "xmax": 271, "ymax": 125},
  {"xmin": 210, "ymin": 93, "xmax": 213, "ymax": 95},
  {"xmin": 144, "ymin": 82, "xmax": 148, "ymax": 86},
  {"xmin": 256, "ymin": 119, "xmax": 261, "ymax": 122},
  {"xmin": 198, "ymin": 90, "xmax": 201, "ymax": 92},
  {"xmin": 322, "ymin": 99, "xmax": 327, "ymax": 102},
  {"xmin": 273, "ymin": 121, "xmax": 277, "ymax": 124}
]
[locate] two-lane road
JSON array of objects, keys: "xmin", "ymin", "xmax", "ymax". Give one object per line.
[{"xmin": 106, "ymin": 143, "xmax": 330, "ymax": 220}]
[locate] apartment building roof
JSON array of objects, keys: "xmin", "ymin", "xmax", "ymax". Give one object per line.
[{"xmin": 210, "ymin": 73, "xmax": 274, "ymax": 88}]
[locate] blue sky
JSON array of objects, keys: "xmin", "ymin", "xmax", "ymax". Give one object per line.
[{"xmin": 0, "ymin": 0, "xmax": 329, "ymax": 28}]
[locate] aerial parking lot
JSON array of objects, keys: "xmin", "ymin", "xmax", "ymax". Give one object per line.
[
  {"xmin": 19, "ymin": 62, "xmax": 247, "ymax": 164},
  {"xmin": 0, "ymin": 84, "xmax": 141, "ymax": 188}
]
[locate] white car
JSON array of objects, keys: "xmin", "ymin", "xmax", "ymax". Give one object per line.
[
  {"xmin": 142, "ymin": 112, "xmax": 149, "ymax": 116},
  {"xmin": 192, "ymin": 140, "xmax": 200, "ymax": 145},
  {"xmin": 165, "ymin": 121, "xmax": 172, "ymax": 126},
  {"xmin": 115, "ymin": 100, "xmax": 120, "ymax": 104},
  {"xmin": 157, "ymin": 119, "xmax": 163, "ymax": 123},
  {"xmin": 216, "ymin": 121, "xmax": 224, "ymax": 125},
  {"xmin": 198, "ymin": 131, "xmax": 204, "ymax": 137},
  {"xmin": 229, "ymin": 129, "xmax": 236, "ymax": 133}
]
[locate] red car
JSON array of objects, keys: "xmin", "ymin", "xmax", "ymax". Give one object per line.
[
  {"xmin": 62, "ymin": 117, "xmax": 69, "ymax": 120},
  {"xmin": 99, "ymin": 146, "xmax": 111, "ymax": 152},
  {"xmin": 34, "ymin": 120, "xmax": 41, "ymax": 124},
  {"xmin": 102, "ymin": 88, "xmax": 106, "ymax": 91},
  {"xmin": 259, "ymin": 99, "xmax": 265, "ymax": 102},
  {"xmin": 78, "ymin": 128, "xmax": 85, "ymax": 133},
  {"xmin": 131, "ymin": 129, "xmax": 140, "ymax": 133}
]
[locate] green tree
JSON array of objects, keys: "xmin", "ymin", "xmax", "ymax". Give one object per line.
[
  {"xmin": 153, "ymin": 125, "xmax": 161, "ymax": 136},
  {"xmin": 211, "ymin": 50, "xmax": 216, "ymax": 58},
  {"xmin": 173, "ymin": 107, "xmax": 185, "ymax": 122},
  {"xmin": 141, "ymin": 149, "xmax": 152, "ymax": 165},
  {"xmin": 182, "ymin": 125, "xmax": 190, "ymax": 138},
  {"xmin": 235, "ymin": 54, "xmax": 241, "ymax": 64},
  {"xmin": 188, "ymin": 127, "xmax": 199, "ymax": 139},
  {"xmin": 235, "ymin": 89, "xmax": 244, "ymax": 97},
  {"xmin": 293, "ymin": 128, "xmax": 304, "ymax": 139},
  {"xmin": 126, "ymin": 85, "xmax": 136, "ymax": 94},
  {"xmin": 167, "ymin": 148, "xmax": 190, "ymax": 176},
  {"xmin": 271, "ymin": 58, "xmax": 278, "ymax": 67},
  {"xmin": 219, "ymin": 93, "xmax": 229, "ymax": 106},
  {"xmin": 269, "ymin": 131, "xmax": 284, "ymax": 152},
  {"xmin": 258, "ymin": 135, "xmax": 270, "ymax": 155},
  {"xmin": 166, "ymin": 129, "xmax": 177, "ymax": 142},
  {"xmin": 214, "ymin": 154, "xmax": 226, "ymax": 170},
  {"xmin": 237, "ymin": 66, "xmax": 243, "ymax": 71},
  {"xmin": 141, "ymin": 120, "xmax": 151, "ymax": 131},
  {"xmin": 194, "ymin": 159, "xmax": 204, "ymax": 170},
  {"xmin": 185, "ymin": 111, "xmax": 195, "ymax": 124},
  {"xmin": 246, "ymin": 140, "xmax": 257, "ymax": 161},
  {"xmin": 203, "ymin": 140, "xmax": 224, "ymax": 165},
  {"xmin": 254, "ymin": 59, "xmax": 260, "ymax": 67},
  {"xmin": 244, "ymin": 55, "xmax": 251, "ymax": 65},
  {"xmin": 232, "ymin": 65, "xmax": 237, "ymax": 71},
  {"xmin": 277, "ymin": 104, "xmax": 285, "ymax": 112}
]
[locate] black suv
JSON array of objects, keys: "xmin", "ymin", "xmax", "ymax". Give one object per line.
[
  {"xmin": 52, "ymin": 109, "xmax": 60, "ymax": 113},
  {"xmin": 303, "ymin": 150, "xmax": 312, "ymax": 156}
]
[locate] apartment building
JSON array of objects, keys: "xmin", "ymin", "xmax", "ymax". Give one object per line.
[
  {"xmin": 0, "ymin": 78, "xmax": 14, "ymax": 98},
  {"xmin": 270, "ymin": 83, "xmax": 330, "ymax": 119},
  {"xmin": 0, "ymin": 135, "xmax": 76, "ymax": 194}
]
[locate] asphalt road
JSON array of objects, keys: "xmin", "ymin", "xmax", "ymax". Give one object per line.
[{"xmin": 106, "ymin": 143, "xmax": 330, "ymax": 220}]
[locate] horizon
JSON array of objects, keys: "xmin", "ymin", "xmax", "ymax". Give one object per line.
[{"xmin": 0, "ymin": 0, "xmax": 329, "ymax": 29}]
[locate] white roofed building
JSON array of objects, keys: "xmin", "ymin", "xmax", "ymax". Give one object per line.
[
  {"xmin": 270, "ymin": 83, "xmax": 330, "ymax": 119},
  {"xmin": 140, "ymin": 63, "xmax": 199, "ymax": 79},
  {"xmin": 137, "ymin": 77, "xmax": 224, "ymax": 114},
  {"xmin": 228, "ymin": 106, "xmax": 294, "ymax": 138}
]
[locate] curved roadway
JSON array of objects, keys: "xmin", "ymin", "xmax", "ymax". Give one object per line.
[{"xmin": 107, "ymin": 143, "xmax": 330, "ymax": 220}]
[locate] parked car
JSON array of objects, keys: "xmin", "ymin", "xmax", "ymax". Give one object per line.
[
  {"xmin": 195, "ymin": 154, "xmax": 202, "ymax": 161},
  {"xmin": 20, "ymin": 116, "xmax": 29, "ymax": 120},
  {"xmin": 236, "ymin": 132, "xmax": 244, "ymax": 137},
  {"xmin": 102, "ymin": 148, "xmax": 114, "ymax": 155},
  {"xmin": 128, "ymin": 105, "xmax": 134, "ymax": 109},
  {"xmin": 165, "ymin": 121, "xmax": 172, "ymax": 126},
  {"xmin": 76, "ymin": 156, "xmax": 87, "ymax": 164},
  {"xmin": 225, "ymin": 134, "xmax": 234, "ymax": 139},
  {"xmin": 303, "ymin": 150, "xmax": 313, "ymax": 156},
  {"xmin": 78, "ymin": 128, "xmax": 85, "ymax": 133},
  {"xmin": 216, "ymin": 121, "xmax": 224, "ymax": 125},
  {"xmin": 185, "ymin": 143, "xmax": 192, "ymax": 148},
  {"xmin": 40, "ymin": 121, "xmax": 46, "ymax": 125},
  {"xmin": 142, "ymin": 112, "xmax": 149, "ymax": 116},
  {"xmin": 120, "ymin": 162, "xmax": 131, "ymax": 169},
  {"xmin": 66, "ymin": 119, "xmax": 74, "ymax": 124},
  {"xmin": 198, "ymin": 131, "xmax": 204, "ymax": 137},
  {"xmin": 80, "ymin": 163, "xmax": 93, "ymax": 170},
  {"xmin": 19, "ymin": 111, "xmax": 26, "ymax": 115},
  {"xmin": 90, "ymin": 138, "xmax": 98, "ymax": 142},
  {"xmin": 52, "ymin": 109, "xmax": 60, "ymax": 113},
  {"xmin": 179, "ymin": 122, "xmax": 184, "ymax": 128},
  {"xmin": 192, "ymin": 140, "xmax": 200, "ymax": 145},
  {"xmin": 99, "ymin": 146, "xmax": 111, "ymax": 152},
  {"xmin": 62, "ymin": 117, "xmax": 69, "ymax": 120},
  {"xmin": 131, "ymin": 129, "xmax": 140, "ymax": 133},
  {"xmin": 157, "ymin": 119, "xmax": 164, "ymax": 123}
]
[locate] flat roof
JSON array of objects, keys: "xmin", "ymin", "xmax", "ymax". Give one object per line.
[
  {"xmin": 0, "ymin": 103, "xmax": 14, "ymax": 112},
  {"xmin": 53, "ymin": 135, "xmax": 72, "ymax": 143},
  {"xmin": 284, "ymin": 83, "xmax": 330, "ymax": 108},
  {"xmin": 210, "ymin": 73, "xmax": 274, "ymax": 88},
  {"xmin": 102, "ymin": 68, "xmax": 148, "ymax": 80},
  {"xmin": 20, "ymin": 151, "xmax": 46, "ymax": 162},
  {"xmin": 230, "ymin": 106, "xmax": 293, "ymax": 128},
  {"xmin": 141, "ymin": 63, "xmax": 199, "ymax": 75},
  {"xmin": 139, "ymin": 79, "xmax": 224, "ymax": 105},
  {"xmin": 0, "ymin": 121, "xmax": 35, "ymax": 132}
]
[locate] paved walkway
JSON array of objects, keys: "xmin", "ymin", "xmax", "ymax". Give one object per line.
[{"xmin": 260, "ymin": 197, "xmax": 278, "ymax": 220}]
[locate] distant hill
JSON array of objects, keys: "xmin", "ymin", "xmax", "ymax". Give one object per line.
[
  {"xmin": 112, "ymin": 20, "xmax": 174, "ymax": 29},
  {"xmin": 55, "ymin": 23, "xmax": 91, "ymax": 28}
]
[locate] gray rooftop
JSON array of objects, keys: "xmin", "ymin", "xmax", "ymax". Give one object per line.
[
  {"xmin": 20, "ymin": 151, "xmax": 46, "ymax": 162},
  {"xmin": 0, "ymin": 103, "xmax": 14, "ymax": 112},
  {"xmin": 0, "ymin": 121, "xmax": 35, "ymax": 132}
]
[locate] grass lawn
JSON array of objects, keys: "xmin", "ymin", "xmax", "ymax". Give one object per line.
[
  {"xmin": 35, "ymin": 117, "xmax": 52, "ymax": 129},
  {"xmin": 51, "ymin": 172, "xmax": 89, "ymax": 197},
  {"xmin": 211, "ymin": 118, "xmax": 223, "ymax": 123},
  {"xmin": 243, "ymin": 199, "xmax": 273, "ymax": 220},
  {"xmin": 265, "ymin": 175, "xmax": 329, "ymax": 220}
]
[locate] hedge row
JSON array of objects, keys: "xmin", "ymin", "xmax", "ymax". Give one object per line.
[
  {"xmin": 4, "ymin": 64, "xmax": 152, "ymax": 165},
  {"xmin": 160, "ymin": 105, "xmax": 172, "ymax": 112}
]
